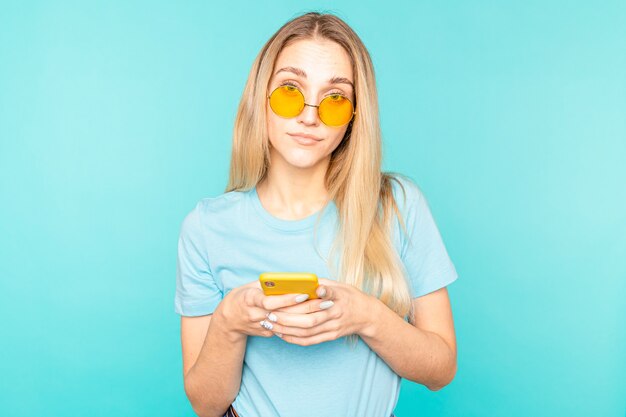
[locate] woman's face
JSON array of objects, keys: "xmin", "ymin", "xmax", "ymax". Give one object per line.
[{"xmin": 266, "ymin": 38, "xmax": 354, "ymax": 171}]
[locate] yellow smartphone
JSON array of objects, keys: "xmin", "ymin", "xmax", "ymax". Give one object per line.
[{"xmin": 259, "ymin": 272, "xmax": 319, "ymax": 299}]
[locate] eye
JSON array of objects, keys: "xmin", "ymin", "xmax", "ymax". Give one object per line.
[
  {"xmin": 327, "ymin": 94, "xmax": 344, "ymax": 101},
  {"xmin": 278, "ymin": 81, "xmax": 300, "ymax": 91},
  {"xmin": 276, "ymin": 80, "xmax": 348, "ymax": 101}
]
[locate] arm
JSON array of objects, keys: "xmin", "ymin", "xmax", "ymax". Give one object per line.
[
  {"xmin": 359, "ymin": 287, "xmax": 457, "ymax": 391},
  {"xmin": 180, "ymin": 283, "xmax": 327, "ymax": 417},
  {"xmin": 264, "ymin": 281, "xmax": 458, "ymax": 391},
  {"xmin": 259, "ymin": 179, "xmax": 458, "ymax": 389},
  {"xmin": 358, "ymin": 178, "xmax": 457, "ymax": 389},
  {"xmin": 182, "ymin": 310, "xmax": 247, "ymax": 417}
]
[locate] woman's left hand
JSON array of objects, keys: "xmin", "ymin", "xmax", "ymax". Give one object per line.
[{"xmin": 268, "ymin": 278, "xmax": 379, "ymax": 345}]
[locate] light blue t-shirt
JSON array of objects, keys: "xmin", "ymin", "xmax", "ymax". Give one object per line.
[{"xmin": 174, "ymin": 175, "xmax": 458, "ymax": 417}]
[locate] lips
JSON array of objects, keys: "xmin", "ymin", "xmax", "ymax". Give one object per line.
[
  {"xmin": 287, "ymin": 132, "xmax": 322, "ymax": 146},
  {"xmin": 287, "ymin": 132, "xmax": 322, "ymax": 141}
]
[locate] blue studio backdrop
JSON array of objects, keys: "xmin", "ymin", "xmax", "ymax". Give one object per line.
[{"xmin": 0, "ymin": 1, "xmax": 624, "ymax": 416}]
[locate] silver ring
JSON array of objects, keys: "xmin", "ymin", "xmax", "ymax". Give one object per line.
[{"xmin": 260, "ymin": 320, "xmax": 274, "ymax": 331}]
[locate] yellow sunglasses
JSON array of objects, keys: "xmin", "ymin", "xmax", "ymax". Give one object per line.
[{"xmin": 267, "ymin": 85, "xmax": 356, "ymax": 127}]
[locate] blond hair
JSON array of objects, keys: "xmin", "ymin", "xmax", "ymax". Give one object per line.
[{"xmin": 226, "ymin": 12, "xmax": 413, "ymax": 322}]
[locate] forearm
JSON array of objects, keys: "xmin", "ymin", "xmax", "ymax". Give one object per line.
[
  {"xmin": 359, "ymin": 298, "xmax": 456, "ymax": 391},
  {"xmin": 184, "ymin": 309, "xmax": 247, "ymax": 417}
]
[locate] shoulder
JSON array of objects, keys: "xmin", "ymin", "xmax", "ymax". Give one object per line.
[
  {"xmin": 386, "ymin": 173, "xmax": 425, "ymax": 213},
  {"xmin": 181, "ymin": 189, "xmax": 247, "ymax": 231},
  {"xmin": 195, "ymin": 189, "xmax": 246, "ymax": 214}
]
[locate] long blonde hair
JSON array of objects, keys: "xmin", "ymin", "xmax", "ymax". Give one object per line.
[{"xmin": 226, "ymin": 12, "xmax": 414, "ymax": 322}]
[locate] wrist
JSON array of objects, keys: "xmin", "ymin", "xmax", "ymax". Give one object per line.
[
  {"xmin": 213, "ymin": 297, "xmax": 247, "ymax": 344},
  {"xmin": 357, "ymin": 294, "xmax": 385, "ymax": 339}
]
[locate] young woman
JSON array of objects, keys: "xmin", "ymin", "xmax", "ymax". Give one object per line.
[{"xmin": 175, "ymin": 12, "xmax": 459, "ymax": 417}]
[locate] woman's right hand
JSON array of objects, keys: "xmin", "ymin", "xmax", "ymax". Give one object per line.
[{"xmin": 212, "ymin": 280, "xmax": 313, "ymax": 341}]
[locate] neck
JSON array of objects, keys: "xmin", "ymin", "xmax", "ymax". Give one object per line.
[{"xmin": 256, "ymin": 153, "xmax": 331, "ymax": 220}]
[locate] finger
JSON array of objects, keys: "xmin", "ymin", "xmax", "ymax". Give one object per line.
[
  {"xmin": 246, "ymin": 280, "xmax": 263, "ymax": 290},
  {"xmin": 279, "ymin": 329, "xmax": 342, "ymax": 346},
  {"xmin": 241, "ymin": 307, "xmax": 291, "ymax": 339},
  {"xmin": 269, "ymin": 310, "xmax": 333, "ymax": 329},
  {"xmin": 316, "ymin": 285, "xmax": 327, "ymax": 298},
  {"xmin": 251, "ymin": 291, "xmax": 311, "ymax": 311},
  {"xmin": 268, "ymin": 316, "xmax": 340, "ymax": 338},
  {"xmin": 234, "ymin": 305, "xmax": 276, "ymax": 338},
  {"xmin": 274, "ymin": 299, "xmax": 334, "ymax": 314},
  {"xmin": 316, "ymin": 285, "xmax": 335, "ymax": 300}
]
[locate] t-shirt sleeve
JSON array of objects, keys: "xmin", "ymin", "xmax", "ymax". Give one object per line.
[
  {"xmin": 174, "ymin": 202, "xmax": 223, "ymax": 316},
  {"xmin": 392, "ymin": 177, "xmax": 459, "ymax": 298}
]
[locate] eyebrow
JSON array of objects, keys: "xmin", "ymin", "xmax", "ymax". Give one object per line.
[{"xmin": 274, "ymin": 66, "xmax": 354, "ymax": 89}]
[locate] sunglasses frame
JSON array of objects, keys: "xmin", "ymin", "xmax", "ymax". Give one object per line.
[{"xmin": 267, "ymin": 85, "xmax": 356, "ymax": 127}]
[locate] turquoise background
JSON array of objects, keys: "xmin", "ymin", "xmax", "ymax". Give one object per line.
[{"xmin": 1, "ymin": 1, "xmax": 624, "ymax": 416}]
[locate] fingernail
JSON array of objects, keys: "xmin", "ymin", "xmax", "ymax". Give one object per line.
[
  {"xmin": 267, "ymin": 312, "xmax": 278, "ymax": 322},
  {"xmin": 317, "ymin": 287, "xmax": 327, "ymax": 297},
  {"xmin": 295, "ymin": 294, "xmax": 309, "ymax": 303},
  {"xmin": 260, "ymin": 320, "xmax": 274, "ymax": 331},
  {"xmin": 319, "ymin": 300, "xmax": 334, "ymax": 309},
  {"xmin": 274, "ymin": 333, "xmax": 283, "ymax": 338}
]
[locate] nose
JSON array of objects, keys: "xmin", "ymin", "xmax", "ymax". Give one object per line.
[{"xmin": 297, "ymin": 103, "xmax": 320, "ymax": 126}]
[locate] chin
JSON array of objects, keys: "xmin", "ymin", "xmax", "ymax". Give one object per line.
[
  {"xmin": 285, "ymin": 157, "xmax": 322, "ymax": 169},
  {"xmin": 267, "ymin": 137, "xmax": 332, "ymax": 170},
  {"xmin": 279, "ymin": 151, "xmax": 326, "ymax": 169}
]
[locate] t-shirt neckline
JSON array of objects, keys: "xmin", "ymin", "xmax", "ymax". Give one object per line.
[{"xmin": 249, "ymin": 186, "xmax": 335, "ymax": 232}]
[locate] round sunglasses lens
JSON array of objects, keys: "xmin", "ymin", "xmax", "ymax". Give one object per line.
[
  {"xmin": 319, "ymin": 95, "xmax": 354, "ymax": 127},
  {"xmin": 269, "ymin": 86, "xmax": 304, "ymax": 118}
]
